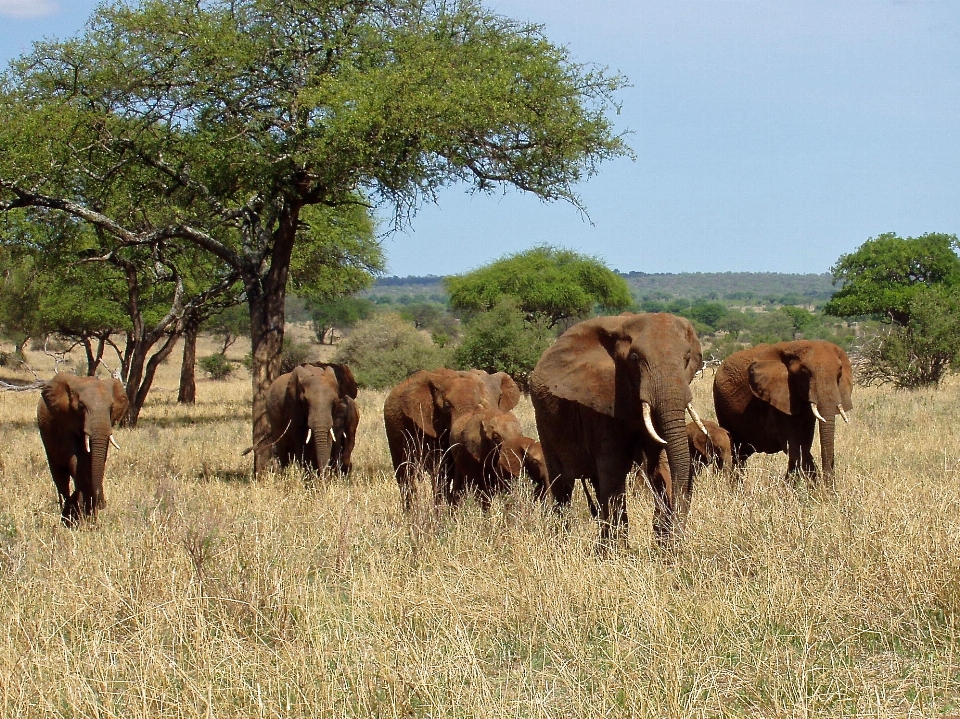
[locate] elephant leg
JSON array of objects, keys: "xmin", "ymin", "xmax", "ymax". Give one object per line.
[
  {"xmin": 595, "ymin": 454, "xmax": 633, "ymax": 553},
  {"xmin": 47, "ymin": 462, "xmax": 72, "ymax": 513},
  {"xmin": 646, "ymin": 452, "xmax": 674, "ymax": 549}
]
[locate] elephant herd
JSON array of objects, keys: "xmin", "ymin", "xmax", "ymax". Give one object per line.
[{"xmin": 33, "ymin": 312, "xmax": 853, "ymax": 550}]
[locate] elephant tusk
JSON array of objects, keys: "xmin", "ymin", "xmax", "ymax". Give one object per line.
[
  {"xmin": 305, "ymin": 428, "xmax": 312, "ymax": 444},
  {"xmin": 687, "ymin": 403, "xmax": 709, "ymax": 435},
  {"xmin": 109, "ymin": 435, "xmax": 121, "ymax": 451},
  {"xmin": 84, "ymin": 435, "xmax": 91, "ymax": 453},
  {"xmin": 330, "ymin": 427, "xmax": 336, "ymax": 442},
  {"xmin": 838, "ymin": 405, "xmax": 850, "ymax": 423},
  {"xmin": 810, "ymin": 402, "xmax": 828, "ymax": 423},
  {"xmin": 642, "ymin": 402, "xmax": 668, "ymax": 445}
]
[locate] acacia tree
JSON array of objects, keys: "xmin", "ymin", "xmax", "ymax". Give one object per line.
[
  {"xmin": 445, "ymin": 246, "xmax": 633, "ymax": 327},
  {"xmin": 0, "ymin": 0, "xmax": 629, "ymax": 472}
]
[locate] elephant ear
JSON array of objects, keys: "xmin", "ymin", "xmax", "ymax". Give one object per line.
[
  {"xmin": 748, "ymin": 360, "xmax": 792, "ymax": 415},
  {"xmin": 40, "ymin": 373, "xmax": 73, "ymax": 414},
  {"xmin": 689, "ymin": 425, "xmax": 711, "ymax": 458},
  {"xmin": 498, "ymin": 437, "xmax": 534, "ymax": 478},
  {"xmin": 532, "ymin": 316, "xmax": 626, "ymax": 418},
  {"xmin": 399, "ymin": 371, "xmax": 444, "ymax": 439},
  {"xmin": 110, "ymin": 379, "xmax": 129, "ymax": 425},
  {"xmin": 316, "ymin": 362, "xmax": 359, "ymax": 399},
  {"xmin": 492, "ymin": 372, "xmax": 520, "ymax": 411},
  {"xmin": 836, "ymin": 346, "xmax": 854, "ymax": 411},
  {"xmin": 680, "ymin": 318, "xmax": 704, "ymax": 384}
]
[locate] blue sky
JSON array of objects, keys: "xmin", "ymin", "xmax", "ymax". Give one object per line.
[{"xmin": 2, "ymin": 0, "xmax": 959, "ymax": 277}]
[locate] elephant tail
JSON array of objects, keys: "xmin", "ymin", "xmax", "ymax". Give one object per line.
[{"xmin": 241, "ymin": 419, "xmax": 291, "ymax": 456}]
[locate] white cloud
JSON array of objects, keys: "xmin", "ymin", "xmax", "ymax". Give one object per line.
[{"xmin": 0, "ymin": 0, "xmax": 60, "ymax": 19}]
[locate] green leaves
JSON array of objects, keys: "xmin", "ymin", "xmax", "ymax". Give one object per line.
[
  {"xmin": 825, "ymin": 232, "xmax": 960, "ymax": 324},
  {"xmin": 445, "ymin": 246, "xmax": 632, "ymax": 326}
]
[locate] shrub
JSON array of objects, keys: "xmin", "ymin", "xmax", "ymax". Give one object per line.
[
  {"xmin": 334, "ymin": 312, "xmax": 451, "ymax": 389},
  {"xmin": 453, "ymin": 298, "xmax": 553, "ymax": 391},
  {"xmin": 199, "ymin": 353, "xmax": 234, "ymax": 380},
  {"xmin": 280, "ymin": 341, "xmax": 312, "ymax": 373},
  {"xmin": 855, "ymin": 286, "xmax": 960, "ymax": 389}
]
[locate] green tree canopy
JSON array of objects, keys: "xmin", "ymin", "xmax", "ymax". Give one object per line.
[
  {"xmin": 308, "ymin": 296, "xmax": 376, "ymax": 344},
  {"xmin": 0, "ymin": 0, "xmax": 629, "ymax": 469},
  {"xmin": 445, "ymin": 246, "xmax": 632, "ymax": 326},
  {"xmin": 825, "ymin": 232, "xmax": 960, "ymax": 324}
]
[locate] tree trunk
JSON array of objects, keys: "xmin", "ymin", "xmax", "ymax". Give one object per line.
[
  {"xmin": 248, "ymin": 204, "xmax": 300, "ymax": 475},
  {"xmin": 178, "ymin": 320, "xmax": 199, "ymax": 404},
  {"xmin": 122, "ymin": 331, "xmax": 182, "ymax": 426}
]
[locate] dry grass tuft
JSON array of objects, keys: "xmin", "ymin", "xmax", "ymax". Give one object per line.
[{"xmin": 1, "ymin": 340, "xmax": 960, "ymax": 716}]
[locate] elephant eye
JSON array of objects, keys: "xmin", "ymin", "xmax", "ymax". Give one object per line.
[{"xmin": 628, "ymin": 351, "xmax": 640, "ymax": 364}]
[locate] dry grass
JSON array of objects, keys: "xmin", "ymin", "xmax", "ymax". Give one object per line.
[{"xmin": 2, "ymin": 340, "xmax": 960, "ymax": 717}]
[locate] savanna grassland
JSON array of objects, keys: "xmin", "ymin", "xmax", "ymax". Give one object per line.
[{"xmin": 2, "ymin": 337, "xmax": 960, "ymax": 718}]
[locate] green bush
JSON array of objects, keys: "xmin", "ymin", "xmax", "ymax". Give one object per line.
[
  {"xmin": 280, "ymin": 341, "xmax": 312, "ymax": 373},
  {"xmin": 453, "ymin": 298, "xmax": 553, "ymax": 390},
  {"xmin": 334, "ymin": 312, "xmax": 451, "ymax": 389},
  {"xmin": 199, "ymin": 353, "xmax": 234, "ymax": 380}
]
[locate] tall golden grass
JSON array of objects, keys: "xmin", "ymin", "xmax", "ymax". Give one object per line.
[{"xmin": 1, "ymin": 338, "xmax": 959, "ymax": 717}]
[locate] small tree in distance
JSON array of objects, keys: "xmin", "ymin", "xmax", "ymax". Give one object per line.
[{"xmin": 445, "ymin": 246, "xmax": 633, "ymax": 328}]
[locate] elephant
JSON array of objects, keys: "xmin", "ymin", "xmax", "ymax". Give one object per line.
[
  {"xmin": 265, "ymin": 362, "xmax": 359, "ymax": 474},
  {"xmin": 688, "ymin": 420, "xmax": 733, "ymax": 477},
  {"xmin": 712, "ymin": 340, "xmax": 853, "ymax": 485},
  {"xmin": 530, "ymin": 312, "xmax": 707, "ymax": 549},
  {"xmin": 449, "ymin": 407, "xmax": 548, "ymax": 508},
  {"xmin": 37, "ymin": 373, "xmax": 129, "ymax": 526},
  {"xmin": 383, "ymin": 368, "xmax": 521, "ymax": 507}
]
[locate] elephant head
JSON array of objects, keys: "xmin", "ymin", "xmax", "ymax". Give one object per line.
[
  {"xmin": 746, "ymin": 340, "xmax": 853, "ymax": 479},
  {"xmin": 497, "ymin": 436, "xmax": 549, "ymax": 494},
  {"xmin": 283, "ymin": 363, "xmax": 358, "ymax": 471},
  {"xmin": 38, "ymin": 373, "xmax": 128, "ymax": 522},
  {"xmin": 687, "ymin": 420, "xmax": 732, "ymax": 475},
  {"xmin": 534, "ymin": 312, "xmax": 704, "ymax": 528}
]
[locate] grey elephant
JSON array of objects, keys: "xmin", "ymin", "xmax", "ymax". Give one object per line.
[
  {"xmin": 37, "ymin": 373, "xmax": 129, "ymax": 526},
  {"xmin": 531, "ymin": 312, "xmax": 707, "ymax": 549},
  {"xmin": 713, "ymin": 340, "xmax": 853, "ymax": 484},
  {"xmin": 265, "ymin": 363, "xmax": 359, "ymax": 474}
]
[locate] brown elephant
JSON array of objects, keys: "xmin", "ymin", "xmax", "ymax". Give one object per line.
[
  {"xmin": 265, "ymin": 363, "xmax": 359, "ymax": 474},
  {"xmin": 449, "ymin": 408, "xmax": 547, "ymax": 508},
  {"xmin": 688, "ymin": 420, "xmax": 732, "ymax": 477},
  {"xmin": 37, "ymin": 373, "xmax": 129, "ymax": 526},
  {"xmin": 530, "ymin": 312, "xmax": 706, "ymax": 549},
  {"xmin": 713, "ymin": 340, "xmax": 853, "ymax": 484},
  {"xmin": 383, "ymin": 368, "xmax": 521, "ymax": 507}
]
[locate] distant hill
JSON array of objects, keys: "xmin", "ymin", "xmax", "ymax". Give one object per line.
[{"xmin": 367, "ymin": 271, "xmax": 838, "ymax": 306}]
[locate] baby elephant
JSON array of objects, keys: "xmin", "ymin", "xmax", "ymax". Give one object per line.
[
  {"xmin": 450, "ymin": 408, "xmax": 548, "ymax": 508},
  {"xmin": 687, "ymin": 420, "xmax": 733, "ymax": 477},
  {"xmin": 37, "ymin": 373, "xmax": 129, "ymax": 526}
]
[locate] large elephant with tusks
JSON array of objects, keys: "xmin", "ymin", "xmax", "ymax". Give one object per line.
[{"xmin": 531, "ymin": 313, "xmax": 707, "ymax": 550}]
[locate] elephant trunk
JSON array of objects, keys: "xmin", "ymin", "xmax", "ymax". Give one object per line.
[
  {"xmin": 84, "ymin": 422, "xmax": 112, "ymax": 513},
  {"xmin": 309, "ymin": 416, "xmax": 334, "ymax": 472},
  {"xmin": 818, "ymin": 413, "xmax": 836, "ymax": 487},
  {"xmin": 660, "ymin": 405, "xmax": 691, "ymax": 524}
]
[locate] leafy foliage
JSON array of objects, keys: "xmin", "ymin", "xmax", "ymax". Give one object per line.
[
  {"xmin": 453, "ymin": 298, "xmax": 553, "ymax": 389},
  {"xmin": 445, "ymin": 246, "xmax": 632, "ymax": 326},
  {"xmin": 308, "ymin": 297, "xmax": 376, "ymax": 344},
  {"xmin": 334, "ymin": 313, "xmax": 450, "ymax": 389},
  {"xmin": 855, "ymin": 286, "xmax": 960, "ymax": 389},
  {"xmin": 280, "ymin": 341, "xmax": 312, "ymax": 375},
  {"xmin": 199, "ymin": 353, "xmax": 234, "ymax": 381},
  {"xmin": 825, "ymin": 232, "xmax": 960, "ymax": 324}
]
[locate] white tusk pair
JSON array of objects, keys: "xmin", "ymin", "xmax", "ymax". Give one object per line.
[
  {"xmin": 687, "ymin": 403, "xmax": 708, "ymax": 435},
  {"xmin": 642, "ymin": 402, "xmax": 668, "ymax": 445},
  {"xmin": 810, "ymin": 402, "xmax": 828, "ymax": 423},
  {"xmin": 84, "ymin": 435, "xmax": 91, "ymax": 453},
  {"xmin": 110, "ymin": 435, "xmax": 121, "ymax": 450},
  {"xmin": 838, "ymin": 405, "xmax": 850, "ymax": 423}
]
